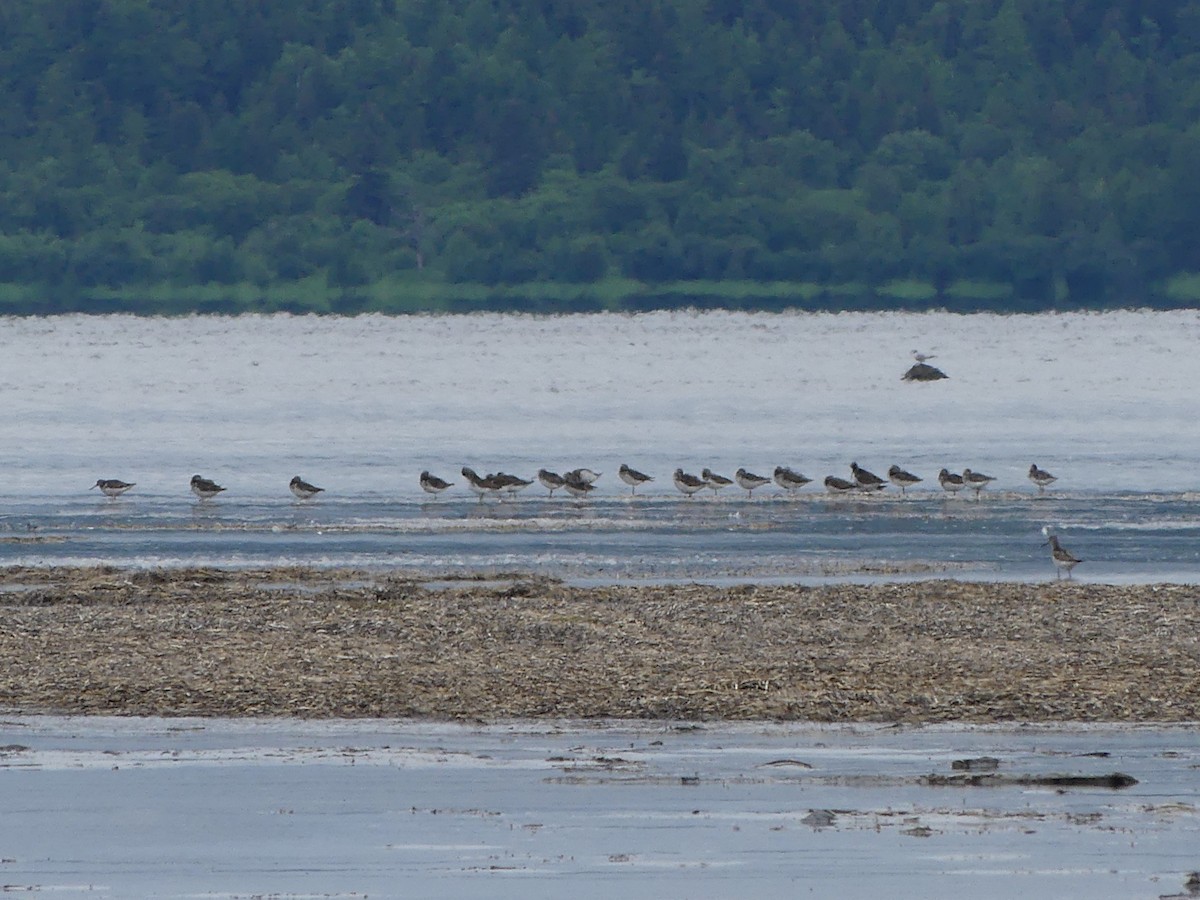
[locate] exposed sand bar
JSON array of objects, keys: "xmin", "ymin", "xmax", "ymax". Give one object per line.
[{"xmin": 1, "ymin": 567, "xmax": 1197, "ymax": 721}]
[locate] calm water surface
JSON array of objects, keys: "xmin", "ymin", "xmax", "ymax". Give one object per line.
[{"xmin": 3, "ymin": 311, "xmax": 1200, "ymax": 582}]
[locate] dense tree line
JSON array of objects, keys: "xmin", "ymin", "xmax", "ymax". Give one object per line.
[{"xmin": 2, "ymin": 0, "xmax": 1200, "ymax": 313}]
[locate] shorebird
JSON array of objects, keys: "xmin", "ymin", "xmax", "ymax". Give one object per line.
[
  {"xmin": 937, "ymin": 468, "xmax": 965, "ymax": 495},
  {"xmin": 824, "ymin": 475, "xmax": 859, "ymax": 494},
  {"xmin": 735, "ymin": 468, "xmax": 771, "ymax": 498},
  {"xmin": 774, "ymin": 466, "xmax": 812, "ymax": 494},
  {"xmin": 912, "ymin": 349, "xmax": 936, "ymax": 363},
  {"xmin": 673, "ymin": 468, "xmax": 707, "ymax": 498},
  {"xmin": 461, "ymin": 466, "xmax": 503, "ymax": 502},
  {"xmin": 1043, "ymin": 527, "xmax": 1082, "ymax": 580},
  {"xmin": 962, "ymin": 468, "xmax": 996, "ymax": 500},
  {"xmin": 702, "ymin": 468, "xmax": 734, "ymax": 495},
  {"xmin": 190, "ymin": 474, "xmax": 225, "ymax": 501},
  {"xmin": 494, "ymin": 472, "xmax": 533, "ymax": 497},
  {"xmin": 563, "ymin": 470, "xmax": 595, "ymax": 499},
  {"xmin": 288, "ymin": 475, "xmax": 324, "ymax": 500},
  {"xmin": 420, "ymin": 470, "xmax": 453, "ymax": 496},
  {"xmin": 537, "ymin": 469, "xmax": 566, "ymax": 496},
  {"xmin": 850, "ymin": 462, "xmax": 886, "ymax": 492},
  {"xmin": 92, "ymin": 478, "xmax": 135, "ymax": 498},
  {"xmin": 618, "ymin": 463, "xmax": 653, "ymax": 495},
  {"xmin": 887, "ymin": 465, "xmax": 922, "ymax": 495},
  {"xmin": 1029, "ymin": 464, "xmax": 1057, "ymax": 494},
  {"xmin": 566, "ymin": 468, "xmax": 601, "ymax": 485}
]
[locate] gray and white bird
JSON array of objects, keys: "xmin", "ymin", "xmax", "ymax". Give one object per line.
[
  {"xmin": 566, "ymin": 468, "xmax": 601, "ymax": 485},
  {"xmin": 538, "ymin": 469, "xmax": 567, "ymax": 496},
  {"xmin": 937, "ymin": 468, "xmax": 965, "ymax": 495},
  {"xmin": 735, "ymin": 468, "xmax": 771, "ymax": 498},
  {"xmin": 673, "ymin": 468, "xmax": 707, "ymax": 498},
  {"xmin": 702, "ymin": 468, "xmax": 734, "ymax": 494},
  {"xmin": 1028, "ymin": 464, "xmax": 1057, "ymax": 494},
  {"xmin": 190, "ymin": 474, "xmax": 226, "ymax": 501},
  {"xmin": 494, "ymin": 472, "xmax": 533, "ymax": 497},
  {"xmin": 774, "ymin": 466, "xmax": 812, "ymax": 494},
  {"xmin": 563, "ymin": 470, "xmax": 596, "ymax": 499},
  {"xmin": 1043, "ymin": 527, "xmax": 1082, "ymax": 580},
  {"xmin": 93, "ymin": 478, "xmax": 135, "ymax": 498},
  {"xmin": 461, "ymin": 467, "xmax": 503, "ymax": 502},
  {"xmin": 824, "ymin": 475, "xmax": 859, "ymax": 494},
  {"xmin": 962, "ymin": 468, "xmax": 996, "ymax": 500},
  {"xmin": 420, "ymin": 470, "xmax": 454, "ymax": 496},
  {"xmin": 289, "ymin": 475, "xmax": 324, "ymax": 500},
  {"xmin": 618, "ymin": 463, "xmax": 653, "ymax": 495},
  {"xmin": 887, "ymin": 465, "xmax": 922, "ymax": 495},
  {"xmin": 850, "ymin": 462, "xmax": 886, "ymax": 492}
]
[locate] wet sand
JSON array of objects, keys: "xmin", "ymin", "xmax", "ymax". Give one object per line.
[
  {"xmin": 1, "ymin": 716, "xmax": 1198, "ymax": 899},
  {"xmin": 1, "ymin": 567, "xmax": 1198, "ymax": 721}
]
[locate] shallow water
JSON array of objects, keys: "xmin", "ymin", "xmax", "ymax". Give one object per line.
[
  {"xmin": 1, "ymin": 716, "xmax": 1197, "ymax": 899},
  {"xmin": 3, "ymin": 311, "xmax": 1200, "ymax": 582}
]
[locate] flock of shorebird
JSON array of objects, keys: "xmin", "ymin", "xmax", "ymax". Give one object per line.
[
  {"xmin": 414, "ymin": 462, "xmax": 1061, "ymax": 502},
  {"xmin": 89, "ymin": 464, "xmax": 1056, "ymax": 503},
  {"xmin": 91, "ymin": 464, "xmax": 1080, "ymax": 579},
  {"xmin": 92, "ymin": 475, "xmax": 325, "ymax": 501}
]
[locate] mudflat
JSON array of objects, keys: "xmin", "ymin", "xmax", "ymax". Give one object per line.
[{"xmin": 1, "ymin": 567, "xmax": 1197, "ymax": 721}]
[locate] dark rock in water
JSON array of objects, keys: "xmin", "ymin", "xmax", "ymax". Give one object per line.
[
  {"xmin": 951, "ymin": 756, "xmax": 1000, "ymax": 771},
  {"xmin": 902, "ymin": 362, "xmax": 948, "ymax": 382},
  {"xmin": 922, "ymin": 771, "xmax": 1138, "ymax": 789}
]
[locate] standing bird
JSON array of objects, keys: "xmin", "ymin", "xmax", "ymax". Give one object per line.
[
  {"xmin": 190, "ymin": 474, "xmax": 226, "ymax": 501},
  {"xmin": 289, "ymin": 475, "xmax": 324, "ymax": 500},
  {"xmin": 461, "ymin": 467, "xmax": 503, "ymax": 502},
  {"xmin": 537, "ymin": 469, "xmax": 567, "ymax": 496},
  {"xmin": 850, "ymin": 462, "xmax": 886, "ymax": 492},
  {"xmin": 911, "ymin": 349, "xmax": 936, "ymax": 363},
  {"xmin": 774, "ymin": 466, "xmax": 812, "ymax": 494},
  {"xmin": 962, "ymin": 468, "xmax": 996, "ymax": 500},
  {"xmin": 1043, "ymin": 527, "xmax": 1082, "ymax": 580},
  {"xmin": 702, "ymin": 468, "xmax": 734, "ymax": 495},
  {"xmin": 93, "ymin": 478, "xmax": 135, "ymax": 498},
  {"xmin": 735, "ymin": 468, "xmax": 771, "ymax": 498},
  {"xmin": 887, "ymin": 465, "xmax": 922, "ymax": 495},
  {"xmin": 938, "ymin": 468, "xmax": 965, "ymax": 495},
  {"xmin": 494, "ymin": 472, "xmax": 533, "ymax": 497},
  {"xmin": 420, "ymin": 471, "xmax": 454, "ymax": 497},
  {"xmin": 824, "ymin": 475, "xmax": 859, "ymax": 494},
  {"xmin": 566, "ymin": 468, "xmax": 601, "ymax": 485},
  {"xmin": 673, "ymin": 468, "xmax": 707, "ymax": 498},
  {"xmin": 563, "ymin": 470, "xmax": 596, "ymax": 499},
  {"xmin": 618, "ymin": 463, "xmax": 653, "ymax": 495},
  {"xmin": 1029, "ymin": 464, "xmax": 1057, "ymax": 494}
]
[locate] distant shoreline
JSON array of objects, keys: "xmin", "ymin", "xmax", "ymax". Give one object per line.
[{"xmin": 1, "ymin": 567, "xmax": 1197, "ymax": 722}]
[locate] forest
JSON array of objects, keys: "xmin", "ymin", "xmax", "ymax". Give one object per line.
[{"xmin": 2, "ymin": 0, "xmax": 1200, "ymax": 314}]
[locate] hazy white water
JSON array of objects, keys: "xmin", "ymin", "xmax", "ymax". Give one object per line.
[
  {"xmin": 2, "ymin": 309, "xmax": 1199, "ymax": 496},
  {"xmin": 3, "ymin": 311, "xmax": 1200, "ymax": 580}
]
